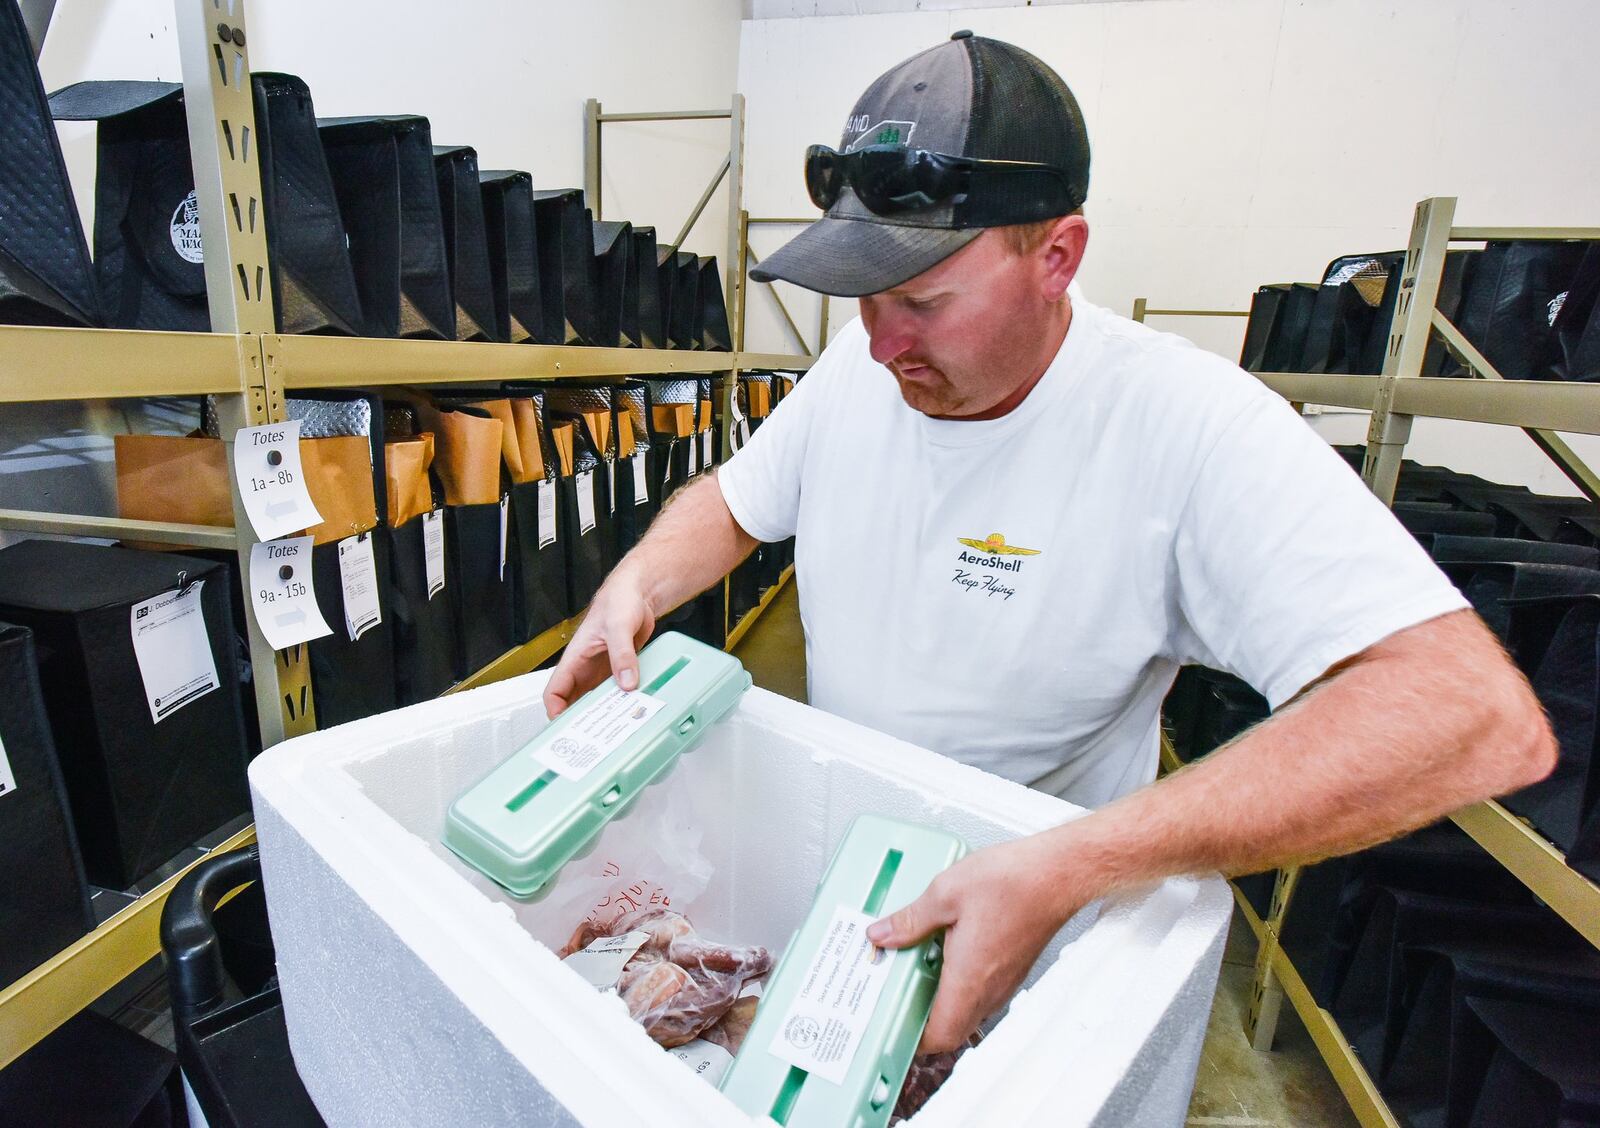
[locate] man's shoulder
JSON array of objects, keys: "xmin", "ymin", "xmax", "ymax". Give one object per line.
[{"xmin": 1074, "ymin": 300, "xmax": 1278, "ymax": 421}]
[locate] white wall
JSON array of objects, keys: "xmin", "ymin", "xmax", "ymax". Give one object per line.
[
  {"xmin": 735, "ymin": 0, "xmax": 1600, "ymax": 491},
  {"xmin": 9, "ymin": 0, "xmax": 744, "ymax": 535}
]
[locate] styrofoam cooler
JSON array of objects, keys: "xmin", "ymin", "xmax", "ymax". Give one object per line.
[{"xmin": 248, "ymin": 673, "xmax": 1230, "ymax": 1126}]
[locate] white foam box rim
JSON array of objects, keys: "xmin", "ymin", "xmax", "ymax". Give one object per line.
[{"xmin": 249, "ymin": 671, "xmax": 1230, "ymax": 1126}]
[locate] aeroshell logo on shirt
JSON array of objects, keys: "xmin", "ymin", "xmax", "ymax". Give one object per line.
[
  {"xmin": 952, "ymin": 533, "xmax": 1038, "ymax": 602},
  {"xmin": 956, "ymin": 533, "xmax": 1040, "ymax": 572}
]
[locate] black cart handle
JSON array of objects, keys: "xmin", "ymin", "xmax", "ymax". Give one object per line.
[{"xmin": 160, "ymin": 845, "xmax": 262, "ymax": 1020}]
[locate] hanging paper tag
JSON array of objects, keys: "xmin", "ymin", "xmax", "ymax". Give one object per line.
[
  {"xmin": 0, "ymin": 731, "xmax": 13, "ymax": 800},
  {"xmin": 423, "ymin": 509, "xmax": 446, "ymax": 599},
  {"xmin": 688, "ymin": 434, "xmax": 700, "ymax": 477},
  {"xmin": 537, "ymin": 479, "xmax": 557, "ymax": 548},
  {"xmin": 130, "ymin": 581, "xmax": 221, "ymax": 724},
  {"xmin": 577, "ymin": 470, "xmax": 597, "ymax": 535},
  {"xmin": 662, "ymin": 450, "xmax": 673, "ymax": 487},
  {"xmin": 499, "ymin": 495, "xmax": 510, "ymax": 580},
  {"xmin": 631, "ymin": 453, "xmax": 649, "ymax": 504},
  {"xmin": 249, "ymin": 537, "xmax": 333, "ymax": 650},
  {"xmin": 701, "ymin": 430, "xmax": 713, "ymax": 471},
  {"xmin": 337, "ymin": 533, "xmax": 382, "ymax": 641},
  {"xmin": 233, "ymin": 419, "xmax": 324, "ymax": 541},
  {"xmin": 607, "ymin": 464, "xmax": 617, "ymax": 515}
]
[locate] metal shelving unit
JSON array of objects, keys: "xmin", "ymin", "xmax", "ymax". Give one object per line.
[
  {"xmin": 0, "ymin": 0, "xmax": 811, "ymax": 1069},
  {"xmin": 1142, "ymin": 195, "xmax": 1600, "ymax": 1127}
]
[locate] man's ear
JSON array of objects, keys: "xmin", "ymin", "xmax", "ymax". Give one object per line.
[{"xmin": 1040, "ymin": 213, "xmax": 1089, "ymax": 302}]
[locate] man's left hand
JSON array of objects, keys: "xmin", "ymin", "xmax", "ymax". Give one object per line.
[{"xmin": 866, "ymin": 832, "xmax": 1089, "ymax": 1054}]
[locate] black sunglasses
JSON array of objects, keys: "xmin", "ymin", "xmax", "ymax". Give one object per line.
[{"xmin": 804, "ymin": 144, "xmax": 1082, "ymax": 225}]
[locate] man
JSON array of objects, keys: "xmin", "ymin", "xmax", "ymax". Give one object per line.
[{"xmin": 545, "ymin": 32, "xmax": 1554, "ymax": 1053}]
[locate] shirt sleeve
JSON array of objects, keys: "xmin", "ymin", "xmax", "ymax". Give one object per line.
[
  {"xmin": 717, "ymin": 358, "xmax": 827, "ymax": 543},
  {"xmin": 1172, "ymin": 389, "xmax": 1469, "ymax": 708}
]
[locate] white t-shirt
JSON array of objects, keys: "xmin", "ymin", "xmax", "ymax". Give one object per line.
[{"xmin": 718, "ymin": 300, "xmax": 1468, "ymax": 808}]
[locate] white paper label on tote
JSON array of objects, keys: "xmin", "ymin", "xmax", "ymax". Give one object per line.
[
  {"xmin": 701, "ymin": 430, "xmax": 713, "ymax": 471},
  {"xmin": 499, "ymin": 494, "xmax": 510, "ymax": 579},
  {"xmin": 632, "ymin": 453, "xmax": 649, "ymax": 505},
  {"xmin": 0, "ymin": 732, "xmax": 17, "ymax": 800},
  {"xmin": 130, "ymin": 581, "xmax": 221, "ymax": 724},
  {"xmin": 423, "ymin": 509, "xmax": 446, "ymax": 599},
  {"xmin": 248, "ymin": 537, "xmax": 333, "ymax": 650},
  {"xmin": 337, "ymin": 533, "xmax": 382, "ymax": 641},
  {"xmin": 687, "ymin": 434, "xmax": 699, "ymax": 477},
  {"xmin": 535, "ymin": 687, "xmax": 665, "ymax": 781},
  {"xmin": 670, "ymin": 1039, "xmax": 735, "ymax": 1087},
  {"xmin": 562, "ymin": 929, "xmax": 651, "ymax": 991},
  {"xmin": 537, "ymin": 479, "xmax": 557, "ymax": 548},
  {"xmin": 576, "ymin": 470, "xmax": 597, "ymax": 536},
  {"xmin": 767, "ymin": 906, "xmax": 894, "ymax": 1085},
  {"xmin": 233, "ymin": 419, "xmax": 323, "ymax": 541},
  {"xmin": 607, "ymin": 464, "xmax": 616, "ymax": 515}
]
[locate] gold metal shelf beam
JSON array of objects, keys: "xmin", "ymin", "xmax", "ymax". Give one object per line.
[
  {"xmin": 1230, "ymin": 888, "xmax": 1399, "ymax": 1128},
  {"xmin": 1451, "ymin": 800, "xmax": 1600, "ymax": 948},
  {"xmin": 0, "ymin": 510, "xmax": 237, "ymax": 550},
  {"xmin": 724, "ymin": 564, "xmax": 794, "ymax": 653},
  {"xmin": 1450, "ymin": 226, "xmax": 1600, "ymax": 242},
  {"xmin": 0, "ymin": 824, "xmax": 257, "ymax": 1071},
  {"xmin": 266, "ymin": 334, "xmax": 811, "ymax": 390},
  {"xmin": 0, "ymin": 325, "xmax": 245, "ymax": 403},
  {"xmin": 1251, "ymin": 372, "xmax": 1384, "ymax": 412}
]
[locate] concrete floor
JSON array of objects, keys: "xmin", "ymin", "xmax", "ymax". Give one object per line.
[{"xmin": 732, "ymin": 579, "xmax": 1358, "ymax": 1128}]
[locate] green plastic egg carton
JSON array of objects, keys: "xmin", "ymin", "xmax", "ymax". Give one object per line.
[
  {"xmin": 719, "ymin": 814, "xmax": 968, "ymax": 1128},
  {"xmin": 442, "ymin": 631, "xmax": 750, "ymax": 899}
]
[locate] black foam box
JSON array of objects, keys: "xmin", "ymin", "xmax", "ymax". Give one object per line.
[
  {"xmin": 478, "ymin": 169, "xmax": 547, "ymax": 344},
  {"xmin": 0, "ymin": 1011, "xmax": 185, "ymax": 1127},
  {"xmin": 433, "ymin": 144, "xmax": 500, "ymax": 342},
  {"xmin": 388, "ymin": 512, "xmax": 461, "ymax": 705},
  {"xmin": 0, "ymin": 620, "xmax": 94, "ymax": 990},
  {"xmin": 306, "ymin": 530, "xmax": 399, "ymax": 727},
  {"xmin": 0, "ymin": 0, "xmax": 99, "ymax": 327},
  {"xmin": 48, "ymin": 74, "xmax": 363, "ymax": 335},
  {"xmin": 531, "ymin": 188, "xmax": 593, "ymax": 346},
  {"xmin": 591, "ymin": 219, "xmax": 633, "ymax": 348},
  {"xmin": 318, "ymin": 114, "xmax": 453, "ymax": 339},
  {"xmin": 508, "ymin": 477, "xmax": 570, "ymax": 644},
  {"xmin": 0, "ymin": 540, "xmax": 250, "ymax": 889},
  {"xmin": 445, "ymin": 499, "xmax": 515, "ymax": 679}
]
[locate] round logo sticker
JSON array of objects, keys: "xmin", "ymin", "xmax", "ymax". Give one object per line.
[
  {"xmin": 783, "ymin": 1016, "xmax": 821, "ymax": 1049},
  {"xmin": 170, "ymin": 190, "xmax": 204, "ymax": 264}
]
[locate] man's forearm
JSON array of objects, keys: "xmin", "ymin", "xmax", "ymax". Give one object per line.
[
  {"xmin": 605, "ymin": 472, "xmax": 760, "ymax": 618},
  {"xmin": 1037, "ymin": 610, "xmax": 1556, "ymax": 911}
]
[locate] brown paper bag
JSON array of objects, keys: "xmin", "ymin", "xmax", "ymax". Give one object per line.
[
  {"xmin": 508, "ymin": 399, "xmax": 546, "ymax": 483},
  {"xmin": 115, "ymin": 433, "xmax": 375, "ymax": 546},
  {"xmin": 651, "ymin": 404, "xmax": 696, "ymax": 438},
  {"xmin": 745, "ymin": 380, "xmax": 772, "ymax": 418},
  {"xmin": 616, "ymin": 420, "xmax": 637, "ymax": 460},
  {"xmin": 432, "ymin": 408, "xmax": 504, "ymax": 506},
  {"xmin": 300, "ymin": 435, "xmax": 378, "ymax": 545},
  {"xmin": 464, "ymin": 399, "xmax": 526, "ymax": 483},
  {"xmin": 115, "ymin": 434, "xmax": 232, "ymax": 530},
  {"xmin": 698, "ymin": 399, "xmax": 714, "ymax": 431},
  {"xmin": 385, "ymin": 433, "xmax": 435, "ymax": 528},
  {"xmin": 549, "ymin": 422, "xmax": 576, "ymax": 478},
  {"xmin": 576, "ymin": 409, "xmax": 612, "ymax": 459}
]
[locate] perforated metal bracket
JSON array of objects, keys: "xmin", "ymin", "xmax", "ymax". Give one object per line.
[{"xmin": 176, "ymin": 0, "xmax": 313, "ymax": 745}]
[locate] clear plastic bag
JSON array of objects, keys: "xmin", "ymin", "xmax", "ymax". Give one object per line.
[
  {"xmin": 561, "ymin": 908, "xmax": 771, "ymax": 1049},
  {"xmin": 526, "ymin": 774, "xmax": 714, "ymax": 950}
]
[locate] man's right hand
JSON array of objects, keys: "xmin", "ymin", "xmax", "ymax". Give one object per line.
[{"xmin": 543, "ymin": 573, "xmax": 657, "ymax": 718}]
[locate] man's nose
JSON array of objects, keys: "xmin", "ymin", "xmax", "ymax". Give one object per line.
[{"xmin": 866, "ymin": 309, "xmax": 916, "ymax": 366}]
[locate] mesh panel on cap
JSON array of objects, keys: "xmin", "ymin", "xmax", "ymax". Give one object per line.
[{"xmin": 962, "ymin": 37, "xmax": 1090, "ymax": 218}]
